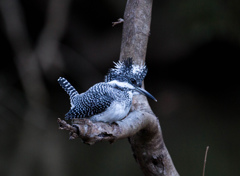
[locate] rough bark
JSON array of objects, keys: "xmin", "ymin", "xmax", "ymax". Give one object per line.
[
  {"xmin": 119, "ymin": 0, "xmax": 152, "ymax": 64},
  {"xmin": 120, "ymin": 0, "xmax": 179, "ymax": 175},
  {"xmin": 57, "ymin": 0, "xmax": 179, "ymax": 175}
]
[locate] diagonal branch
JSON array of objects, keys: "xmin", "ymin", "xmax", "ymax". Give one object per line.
[
  {"xmin": 120, "ymin": 0, "xmax": 152, "ymax": 64},
  {"xmin": 58, "ymin": 96, "xmax": 157, "ymax": 144},
  {"xmin": 57, "ymin": 0, "xmax": 179, "ymax": 175},
  {"xmin": 58, "ymin": 110, "xmax": 156, "ymax": 144}
]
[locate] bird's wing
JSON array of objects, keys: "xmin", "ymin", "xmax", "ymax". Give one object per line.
[{"xmin": 65, "ymin": 83, "xmax": 114, "ymax": 120}]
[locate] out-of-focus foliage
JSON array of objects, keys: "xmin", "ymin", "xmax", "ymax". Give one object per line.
[{"xmin": 0, "ymin": 0, "xmax": 240, "ymax": 176}]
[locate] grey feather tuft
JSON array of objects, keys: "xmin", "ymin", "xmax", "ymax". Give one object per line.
[{"xmin": 105, "ymin": 58, "xmax": 148, "ymax": 87}]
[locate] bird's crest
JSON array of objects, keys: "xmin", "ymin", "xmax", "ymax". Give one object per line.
[{"xmin": 105, "ymin": 58, "xmax": 148, "ymax": 87}]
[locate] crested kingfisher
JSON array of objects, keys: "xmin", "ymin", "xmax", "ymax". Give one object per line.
[{"xmin": 58, "ymin": 58, "xmax": 156, "ymax": 123}]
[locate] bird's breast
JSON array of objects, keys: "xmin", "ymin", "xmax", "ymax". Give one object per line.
[{"xmin": 90, "ymin": 98, "xmax": 132, "ymax": 123}]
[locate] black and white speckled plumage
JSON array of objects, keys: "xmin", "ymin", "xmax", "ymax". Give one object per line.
[
  {"xmin": 58, "ymin": 58, "xmax": 155, "ymax": 123},
  {"xmin": 58, "ymin": 77, "xmax": 133, "ymax": 122},
  {"xmin": 105, "ymin": 58, "xmax": 147, "ymax": 87}
]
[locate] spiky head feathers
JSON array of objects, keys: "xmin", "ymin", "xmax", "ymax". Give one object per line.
[{"xmin": 105, "ymin": 58, "xmax": 148, "ymax": 87}]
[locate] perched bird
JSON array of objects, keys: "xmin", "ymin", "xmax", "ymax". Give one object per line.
[{"xmin": 58, "ymin": 58, "xmax": 156, "ymax": 123}]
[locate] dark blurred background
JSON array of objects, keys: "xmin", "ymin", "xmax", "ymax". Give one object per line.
[{"xmin": 0, "ymin": 0, "xmax": 240, "ymax": 176}]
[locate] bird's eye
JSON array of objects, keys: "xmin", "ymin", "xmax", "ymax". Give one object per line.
[{"xmin": 130, "ymin": 78, "xmax": 137, "ymax": 85}]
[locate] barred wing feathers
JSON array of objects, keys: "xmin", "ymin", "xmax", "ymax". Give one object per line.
[{"xmin": 65, "ymin": 83, "xmax": 114, "ymax": 120}]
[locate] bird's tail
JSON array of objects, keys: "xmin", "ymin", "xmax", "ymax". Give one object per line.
[{"xmin": 58, "ymin": 77, "xmax": 78, "ymax": 98}]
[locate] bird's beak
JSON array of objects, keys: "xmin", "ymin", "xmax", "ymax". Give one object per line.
[{"xmin": 134, "ymin": 86, "xmax": 157, "ymax": 102}]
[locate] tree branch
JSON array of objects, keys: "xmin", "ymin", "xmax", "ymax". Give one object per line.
[
  {"xmin": 58, "ymin": 96, "xmax": 156, "ymax": 144},
  {"xmin": 58, "ymin": 110, "xmax": 155, "ymax": 144},
  {"xmin": 120, "ymin": 0, "xmax": 152, "ymax": 64},
  {"xmin": 57, "ymin": 0, "xmax": 179, "ymax": 175}
]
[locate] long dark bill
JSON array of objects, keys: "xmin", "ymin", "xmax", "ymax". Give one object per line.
[{"xmin": 134, "ymin": 86, "xmax": 157, "ymax": 102}]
